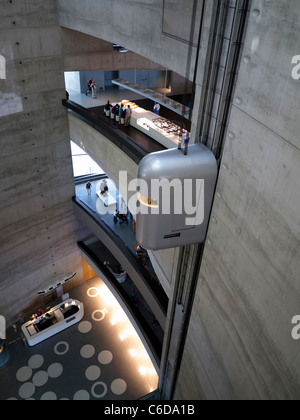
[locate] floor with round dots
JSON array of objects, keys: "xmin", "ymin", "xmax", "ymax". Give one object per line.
[{"xmin": 0, "ymin": 278, "xmax": 158, "ymax": 400}]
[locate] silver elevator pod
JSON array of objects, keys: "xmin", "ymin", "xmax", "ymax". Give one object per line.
[{"xmin": 136, "ymin": 143, "xmax": 218, "ymax": 251}]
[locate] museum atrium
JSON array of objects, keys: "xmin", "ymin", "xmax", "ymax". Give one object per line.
[{"xmin": 0, "ymin": 0, "xmax": 299, "ymax": 400}]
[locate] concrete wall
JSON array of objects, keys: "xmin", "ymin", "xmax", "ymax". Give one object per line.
[
  {"xmin": 58, "ymin": 0, "xmax": 205, "ymax": 80},
  {"xmin": 61, "ymin": 28, "xmax": 165, "ymax": 73},
  {"xmin": 176, "ymin": 0, "xmax": 300, "ymax": 400},
  {"xmin": 0, "ymin": 1, "xmax": 86, "ymax": 322}
]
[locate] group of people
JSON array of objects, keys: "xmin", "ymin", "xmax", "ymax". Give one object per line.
[
  {"xmin": 86, "ymin": 77, "xmax": 98, "ymax": 99},
  {"xmin": 104, "ymin": 101, "xmax": 132, "ymax": 126},
  {"xmin": 86, "ymin": 178, "xmax": 109, "ymax": 196},
  {"xmin": 86, "ymin": 75, "xmax": 161, "ymax": 125}
]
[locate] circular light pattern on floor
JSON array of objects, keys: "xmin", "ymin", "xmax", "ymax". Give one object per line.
[
  {"xmin": 80, "ymin": 344, "xmax": 96, "ymax": 359},
  {"xmin": 92, "ymin": 309, "xmax": 106, "ymax": 322},
  {"xmin": 48, "ymin": 363, "xmax": 63, "ymax": 379},
  {"xmin": 2, "ymin": 280, "xmax": 158, "ymax": 401},
  {"xmin": 87, "ymin": 287, "xmax": 99, "ymax": 298},
  {"xmin": 54, "ymin": 341, "xmax": 69, "ymax": 356},
  {"xmin": 111, "ymin": 379, "xmax": 127, "ymax": 396},
  {"xmin": 78, "ymin": 320, "xmax": 92, "ymax": 333},
  {"xmin": 91, "ymin": 382, "xmax": 107, "ymax": 399},
  {"xmin": 16, "ymin": 366, "xmax": 33, "ymax": 382},
  {"xmin": 40, "ymin": 391, "xmax": 57, "ymax": 401},
  {"xmin": 28, "ymin": 354, "xmax": 44, "ymax": 370},
  {"xmin": 19, "ymin": 382, "xmax": 35, "ymax": 399},
  {"xmin": 73, "ymin": 390, "xmax": 90, "ymax": 400},
  {"xmin": 85, "ymin": 365, "xmax": 101, "ymax": 381},
  {"xmin": 32, "ymin": 371, "xmax": 49, "ymax": 387},
  {"xmin": 98, "ymin": 350, "xmax": 113, "ymax": 365}
]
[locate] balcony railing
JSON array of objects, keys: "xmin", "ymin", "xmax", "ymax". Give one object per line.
[{"xmin": 63, "ymin": 99, "xmax": 165, "ymax": 164}]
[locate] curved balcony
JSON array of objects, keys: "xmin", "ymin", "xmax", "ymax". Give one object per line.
[
  {"xmin": 62, "ymin": 99, "xmax": 165, "ymax": 164},
  {"xmin": 72, "ymin": 196, "xmax": 168, "ymax": 366},
  {"xmin": 66, "ymin": 97, "xmax": 173, "ymax": 366}
]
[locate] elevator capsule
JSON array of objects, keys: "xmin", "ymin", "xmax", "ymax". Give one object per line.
[{"xmin": 136, "ymin": 143, "xmax": 218, "ymax": 251}]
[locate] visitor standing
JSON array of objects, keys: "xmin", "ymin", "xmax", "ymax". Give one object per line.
[
  {"xmin": 92, "ymin": 81, "xmax": 97, "ymax": 99},
  {"xmin": 105, "ymin": 101, "xmax": 111, "ymax": 117},
  {"xmin": 86, "ymin": 77, "xmax": 93, "ymax": 96},
  {"xmin": 121, "ymin": 106, "xmax": 126, "ymax": 125},
  {"xmin": 115, "ymin": 104, "xmax": 120, "ymax": 122},
  {"xmin": 153, "ymin": 102, "xmax": 160, "ymax": 115},
  {"xmin": 86, "ymin": 181, "xmax": 92, "ymax": 195},
  {"xmin": 125, "ymin": 105, "xmax": 132, "ymax": 126},
  {"xmin": 111, "ymin": 104, "xmax": 117, "ymax": 120},
  {"xmin": 119, "ymin": 104, "xmax": 124, "ymax": 124}
]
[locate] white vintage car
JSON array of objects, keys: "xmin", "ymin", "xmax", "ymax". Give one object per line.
[{"xmin": 22, "ymin": 299, "xmax": 84, "ymax": 347}]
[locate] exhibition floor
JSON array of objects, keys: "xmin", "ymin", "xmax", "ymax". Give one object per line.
[
  {"xmin": 75, "ymin": 180, "xmax": 137, "ymax": 256},
  {"xmin": 0, "ymin": 277, "xmax": 158, "ymax": 400},
  {"xmin": 75, "ymin": 181, "xmax": 158, "ymax": 282}
]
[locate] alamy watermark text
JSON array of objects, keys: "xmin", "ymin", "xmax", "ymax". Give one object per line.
[
  {"xmin": 292, "ymin": 316, "xmax": 300, "ymax": 340},
  {"xmin": 0, "ymin": 316, "xmax": 6, "ymax": 340},
  {"xmin": 98, "ymin": 172, "xmax": 205, "ymax": 227},
  {"xmin": 291, "ymin": 55, "xmax": 300, "ymax": 80}
]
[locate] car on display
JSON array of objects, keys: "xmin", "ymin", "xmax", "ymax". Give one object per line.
[{"xmin": 22, "ymin": 299, "xmax": 84, "ymax": 347}]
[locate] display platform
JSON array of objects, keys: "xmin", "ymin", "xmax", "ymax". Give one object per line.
[
  {"xmin": 117, "ymin": 100, "xmax": 189, "ymax": 150},
  {"xmin": 96, "ymin": 191, "xmax": 117, "ymax": 207},
  {"xmin": 22, "ymin": 299, "xmax": 84, "ymax": 347}
]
